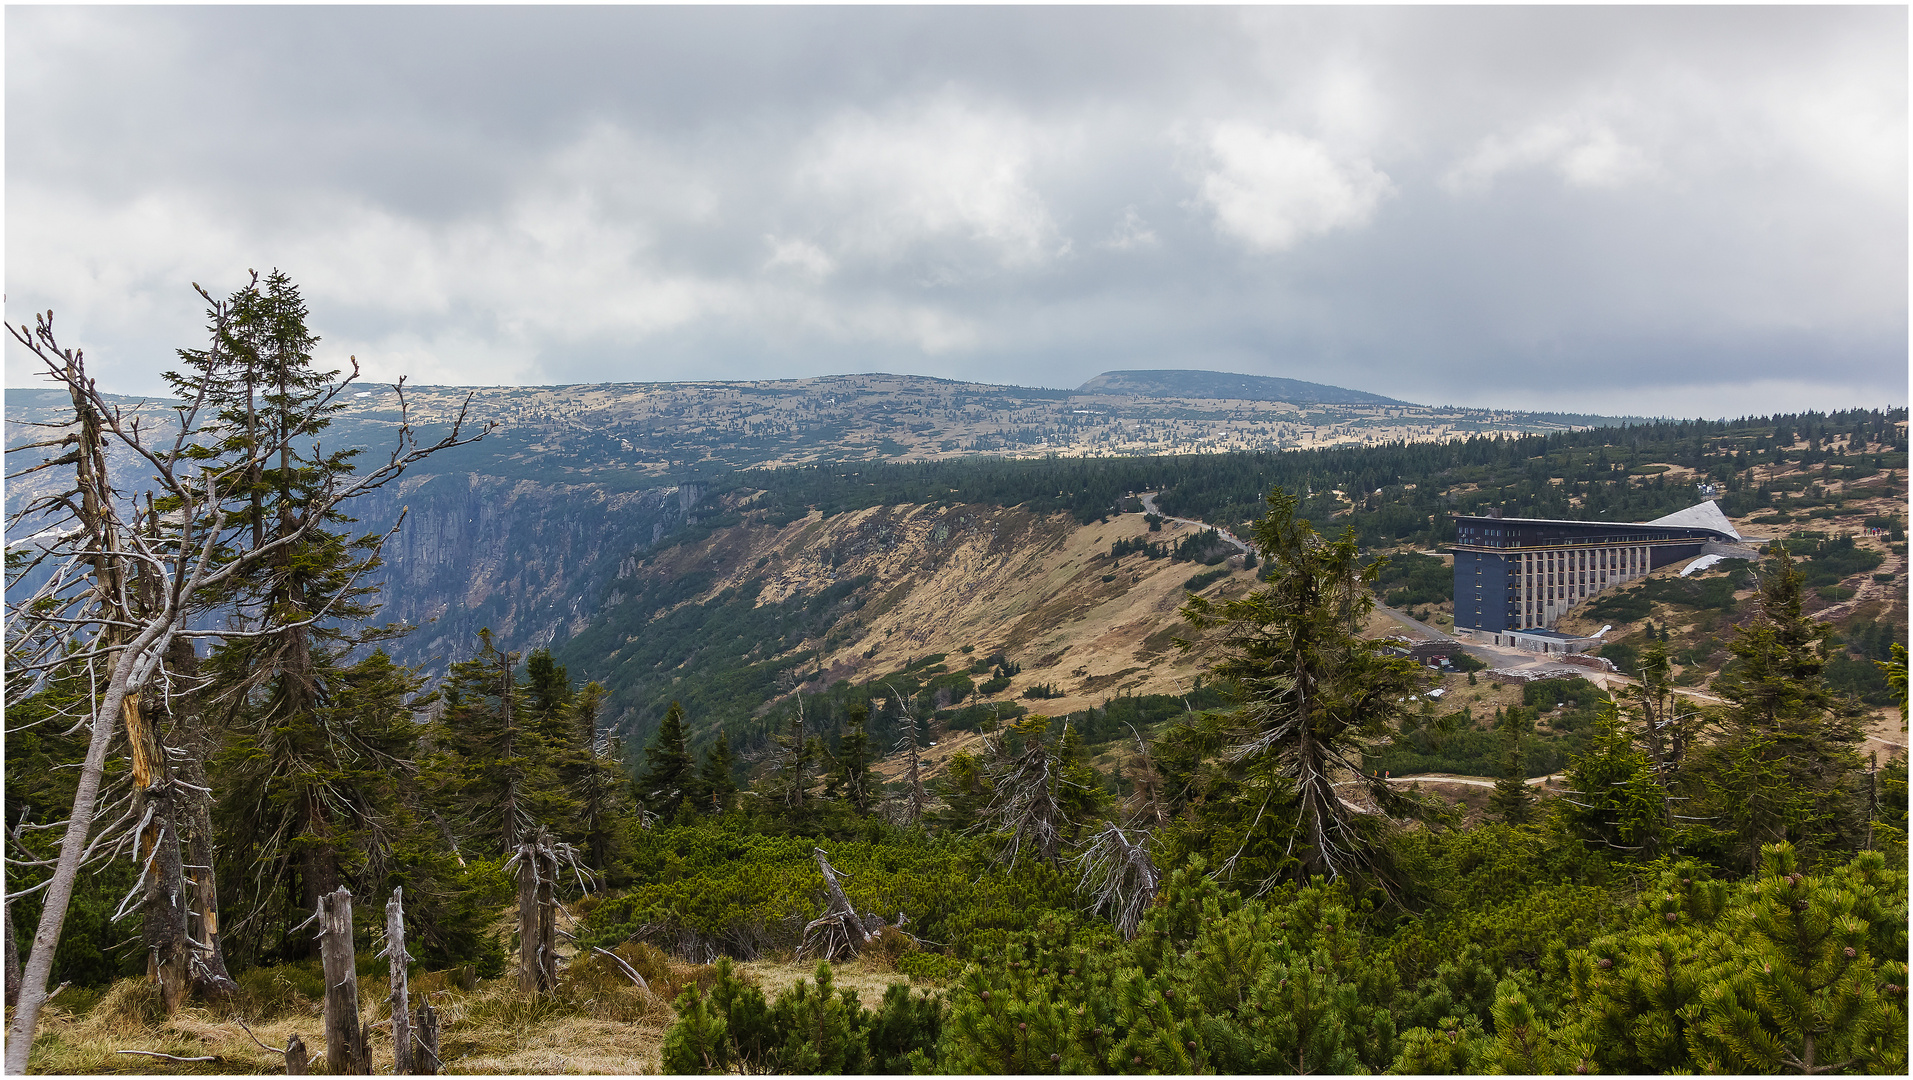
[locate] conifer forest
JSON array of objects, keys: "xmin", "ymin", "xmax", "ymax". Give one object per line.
[{"xmin": 4, "ymin": 277, "xmax": 1908, "ymax": 1075}]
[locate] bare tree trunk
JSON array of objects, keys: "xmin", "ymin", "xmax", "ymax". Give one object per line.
[
  {"xmin": 4, "ymin": 897, "xmax": 19, "ymax": 1008},
  {"xmin": 126, "ymin": 669, "xmax": 195, "ymax": 1014},
  {"xmin": 386, "ymin": 888, "xmax": 413, "ymax": 1075},
  {"xmin": 319, "ymin": 888, "xmax": 369, "ymax": 1074},
  {"xmin": 142, "ymin": 776, "xmax": 192, "ymax": 1015},
  {"xmin": 896, "ymin": 700, "xmax": 926, "ymax": 824},
  {"xmin": 166, "ymin": 638, "xmax": 237, "ymax": 999},
  {"xmin": 177, "ymin": 754, "xmax": 236, "ymax": 997},
  {"xmin": 283, "ymin": 1033, "xmax": 309, "ymax": 1075},
  {"xmin": 537, "ymin": 845, "xmax": 557, "ymax": 990},
  {"xmin": 499, "ymin": 650, "xmax": 520, "ymax": 853},
  {"xmin": 5, "ymin": 650, "xmax": 154, "ymax": 1074}
]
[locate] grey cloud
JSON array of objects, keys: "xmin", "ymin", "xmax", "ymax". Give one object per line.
[{"xmin": 6, "ymin": 6, "xmax": 1904, "ymax": 416}]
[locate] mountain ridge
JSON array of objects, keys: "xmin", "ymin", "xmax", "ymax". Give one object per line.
[{"xmin": 1075, "ymin": 368, "xmax": 1408, "ymax": 406}]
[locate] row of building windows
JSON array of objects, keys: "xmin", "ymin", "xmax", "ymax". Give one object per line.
[{"xmin": 1507, "ymin": 544, "xmax": 1651, "ymax": 630}]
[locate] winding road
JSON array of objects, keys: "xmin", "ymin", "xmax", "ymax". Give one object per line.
[{"xmin": 1137, "ymin": 493, "xmax": 1252, "ymax": 554}]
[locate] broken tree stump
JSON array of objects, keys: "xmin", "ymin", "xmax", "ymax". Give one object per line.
[
  {"xmin": 412, "ymin": 1000, "xmax": 441, "ymax": 1076},
  {"xmin": 512, "ymin": 827, "xmax": 559, "ymax": 993},
  {"xmin": 386, "ymin": 887, "xmax": 413, "ymax": 1075},
  {"xmin": 283, "ymin": 1033, "xmax": 308, "ymax": 1075},
  {"xmin": 799, "ymin": 847, "xmax": 906, "ymax": 960},
  {"xmin": 317, "ymin": 888, "xmax": 369, "ymax": 1074}
]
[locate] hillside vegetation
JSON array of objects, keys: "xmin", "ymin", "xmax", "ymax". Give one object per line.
[{"xmin": 5, "ymin": 275, "xmax": 1907, "ymax": 1075}]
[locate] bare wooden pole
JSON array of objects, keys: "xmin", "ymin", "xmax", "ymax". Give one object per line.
[
  {"xmin": 386, "ymin": 887, "xmax": 413, "ymax": 1075},
  {"xmin": 318, "ymin": 888, "xmax": 369, "ymax": 1074}
]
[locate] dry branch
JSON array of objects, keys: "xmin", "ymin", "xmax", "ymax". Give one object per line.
[{"xmin": 115, "ymin": 1050, "xmax": 221, "ymax": 1063}]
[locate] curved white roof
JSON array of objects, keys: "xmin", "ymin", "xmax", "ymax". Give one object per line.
[{"xmin": 1645, "ymin": 500, "xmax": 1741, "ymax": 541}]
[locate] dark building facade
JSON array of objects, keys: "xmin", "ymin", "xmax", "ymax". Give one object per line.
[{"xmin": 1449, "ymin": 500, "xmax": 1759, "ymax": 644}]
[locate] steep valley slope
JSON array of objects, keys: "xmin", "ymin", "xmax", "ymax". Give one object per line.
[{"xmin": 553, "ymin": 495, "xmax": 1253, "ymax": 749}]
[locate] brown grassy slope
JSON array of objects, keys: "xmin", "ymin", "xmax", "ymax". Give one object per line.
[{"xmin": 629, "ymin": 502, "xmax": 1255, "ymax": 723}]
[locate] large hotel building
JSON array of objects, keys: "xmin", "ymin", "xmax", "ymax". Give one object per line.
[{"xmin": 1448, "ymin": 500, "xmax": 1764, "ymax": 651}]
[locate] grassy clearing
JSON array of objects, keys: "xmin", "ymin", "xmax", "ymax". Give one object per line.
[{"xmin": 18, "ymin": 939, "xmax": 952, "ymax": 1075}]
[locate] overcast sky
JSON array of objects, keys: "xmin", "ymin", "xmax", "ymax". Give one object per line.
[{"xmin": 6, "ymin": 6, "xmax": 1906, "ymax": 417}]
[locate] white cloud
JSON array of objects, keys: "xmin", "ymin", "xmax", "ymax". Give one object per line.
[
  {"xmin": 1443, "ymin": 118, "xmax": 1656, "ymax": 193},
  {"xmin": 5, "ymin": 7, "xmax": 1901, "ymax": 412},
  {"xmin": 1194, "ymin": 122, "xmax": 1394, "ymax": 252},
  {"xmin": 790, "ymin": 96, "xmax": 1064, "ymax": 273},
  {"xmin": 763, "ymin": 236, "xmax": 837, "ymax": 279},
  {"xmin": 1100, "ymin": 207, "xmax": 1158, "ymax": 252}
]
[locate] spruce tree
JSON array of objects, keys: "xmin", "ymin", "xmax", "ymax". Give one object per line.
[
  {"xmin": 1054, "ymin": 722, "xmax": 1112, "ymax": 845},
  {"xmin": 637, "ymin": 701, "xmax": 698, "ymax": 817},
  {"xmin": 699, "ymin": 729, "xmax": 738, "ymax": 814},
  {"xmin": 765, "ymin": 710, "xmax": 820, "ymax": 814},
  {"xmin": 421, "ymin": 631, "xmax": 569, "ymax": 855},
  {"xmin": 190, "ymin": 271, "xmax": 426, "ymax": 961},
  {"xmin": 1179, "ymin": 486, "xmax": 1430, "ymax": 887},
  {"xmin": 568, "ymin": 682, "xmax": 634, "ymax": 877},
  {"xmin": 833, "ymin": 703, "xmax": 877, "ymax": 815},
  {"xmin": 1561, "ymin": 703, "xmax": 1667, "ymax": 856},
  {"xmin": 1698, "ymin": 544, "xmax": 1867, "ymax": 869},
  {"xmin": 1489, "ymin": 708, "xmax": 1535, "ymax": 825}
]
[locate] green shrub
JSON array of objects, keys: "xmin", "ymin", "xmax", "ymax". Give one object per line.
[
  {"xmin": 897, "ymin": 952, "xmax": 968, "ymax": 983},
  {"xmin": 661, "ymin": 959, "xmax": 941, "ymax": 1074},
  {"xmin": 579, "ymin": 821, "xmax": 1077, "ymax": 961},
  {"xmin": 1182, "ymin": 567, "xmax": 1230, "ymax": 592}
]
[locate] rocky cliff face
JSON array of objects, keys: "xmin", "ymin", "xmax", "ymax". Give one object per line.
[{"xmin": 350, "ymin": 474, "xmax": 696, "ymax": 672}]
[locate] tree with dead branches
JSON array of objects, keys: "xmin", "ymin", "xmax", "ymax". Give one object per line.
[
  {"xmin": 3, "ymin": 284, "xmax": 485, "ymax": 1072},
  {"xmin": 972, "ymin": 715, "xmax": 1107, "ymax": 869},
  {"xmin": 1178, "ymin": 487, "xmax": 1432, "ymax": 893},
  {"xmin": 891, "ymin": 688, "xmax": 927, "ymax": 825}
]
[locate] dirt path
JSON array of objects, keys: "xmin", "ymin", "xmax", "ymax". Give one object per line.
[
  {"xmin": 1138, "ymin": 493, "xmax": 1252, "ymax": 553},
  {"xmin": 1373, "ymin": 602, "xmax": 1459, "ymax": 643},
  {"xmin": 1378, "ymin": 772, "xmax": 1563, "ymax": 788}
]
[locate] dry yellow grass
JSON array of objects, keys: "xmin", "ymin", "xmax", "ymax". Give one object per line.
[{"xmin": 16, "ymin": 943, "xmax": 926, "ymax": 1075}]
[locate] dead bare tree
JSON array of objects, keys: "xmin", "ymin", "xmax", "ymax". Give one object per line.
[
  {"xmin": 236, "ymin": 1017, "xmax": 308, "ymax": 1075},
  {"xmin": 1071, "ymin": 823, "xmax": 1160, "ymax": 940},
  {"xmin": 3, "ymin": 301, "xmax": 486, "ymax": 1073},
  {"xmin": 509, "ymin": 827, "xmax": 560, "ymax": 993},
  {"xmin": 411, "ymin": 1000, "xmax": 440, "ymax": 1076},
  {"xmin": 1122, "ymin": 722, "xmax": 1169, "ymax": 828}
]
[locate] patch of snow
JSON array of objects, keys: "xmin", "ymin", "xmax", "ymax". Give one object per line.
[{"xmin": 1679, "ymin": 554, "xmax": 1725, "ymax": 578}]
